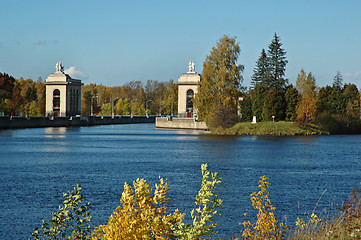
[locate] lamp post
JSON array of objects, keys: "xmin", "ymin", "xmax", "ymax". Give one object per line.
[
  {"xmin": 171, "ymin": 102, "xmax": 174, "ymax": 117},
  {"xmin": 91, "ymin": 96, "xmax": 98, "ymax": 116},
  {"xmin": 130, "ymin": 98, "xmax": 137, "ymax": 117},
  {"xmin": 159, "ymin": 101, "xmax": 164, "ymax": 116}
]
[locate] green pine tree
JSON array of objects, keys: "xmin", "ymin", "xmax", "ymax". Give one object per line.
[
  {"xmin": 267, "ymin": 33, "xmax": 288, "ymax": 91},
  {"xmin": 251, "ymin": 83, "xmax": 265, "ymax": 122},
  {"xmin": 333, "ymin": 71, "xmax": 343, "ymax": 88},
  {"xmin": 251, "ymin": 49, "xmax": 271, "ymax": 89},
  {"xmin": 284, "ymin": 84, "xmax": 299, "ymax": 121},
  {"xmin": 262, "ymin": 88, "xmax": 285, "ymax": 121},
  {"xmin": 343, "ymin": 83, "xmax": 360, "ymax": 119},
  {"xmin": 239, "ymin": 93, "xmax": 252, "ymax": 122}
]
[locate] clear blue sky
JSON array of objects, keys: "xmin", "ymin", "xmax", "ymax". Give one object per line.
[{"xmin": 1, "ymin": 0, "xmax": 361, "ymax": 89}]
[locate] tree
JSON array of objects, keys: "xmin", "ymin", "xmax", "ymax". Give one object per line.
[
  {"xmin": 343, "ymin": 84, "xmax": 360, "ymax": 120},
  {"xmin": 35, "ymin": 78, "xmax": 46, "ymax": 116},
  {"xmin": 251, "ymin": 83, "xmax": 266, "ymax": 122},
  {"xmin": 251, "ymin": 49, "xmax": 271, "ymax": 89},
  {"xmin": 82, "ymin": 90, "xmax": 92, "ymax": 115},
  {"xmin": 295, "ymin": 70, "xmax": 317, "ymax": 124},
  {"xmin": 333, "ymin": 71, "xmax": 343, "ymax": 88},
  {"xmin": 194, "ymin": 35, "xmax": 244, "ymax": 128},
  {"xmin": 316, "ymin": 85, "xmax": 333, "ymax": 113},
  {"xmin": 330, "ymin": 85, "xmax": 344, "ymax": 114},
  {"xmin": 239, "ymin": 93, "xmax": 252, "ymax": 122},
  {"xmin": 0, "ymin": 72, "xmax": 15, "ymax": 100},
  {"xmin": 262, "ymin": 88, "xmax": 285, "ymax": 121},
  {"xmin": 162, "ymin": 79, "xmax": 178, "ymax": 115},
  {"xmin": 267, "ymin": 33, "xmax": 288, "ymax": 91},
  {"xmin": 284, "ymin": 84, "xmax": 299, "ymax": 121}
]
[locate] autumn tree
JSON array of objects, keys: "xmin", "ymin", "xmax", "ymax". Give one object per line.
[
  {"xmin": 161, "ymin": 80, "xmax": 178, "ymax": 115},
  {"xmin": 267, "ymin": 33, "xmax": 288, "ymax": 91},
  {"xmin": 194, "ymin": 35, "xmax": 244, "ymax": 129},
  {"xmin": 295, "ymin": 69, "xmax": 317, "ymax": 124},
  {"xmin": 0, "ymin": 73, "xmax": 15, "ymax": 114},
  {"xmin": 35, "ymin": 77, "xmax": 46, "ymax": 116}
]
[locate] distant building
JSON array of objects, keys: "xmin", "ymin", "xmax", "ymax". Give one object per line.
[
  {"xmin": 177, "ymin": 61, "xmax": 200, "ymax": 118},
  {"xmin": 45, "ymin": 62, "xmax": 83, "ymax": 117}
]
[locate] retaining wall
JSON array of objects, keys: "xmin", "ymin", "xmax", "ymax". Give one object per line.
[
  {"xmin": 155, "ymin": 117, "xmax": 207, "ymax": 130},
  {"xmin": 0, "ymin": 115, "xmax": 156, "ymax": 129}
]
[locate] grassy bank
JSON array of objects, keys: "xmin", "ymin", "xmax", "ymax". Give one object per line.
[{"xmin": 213, "ymin": 121, "xmax": 329, "ymax": 136}]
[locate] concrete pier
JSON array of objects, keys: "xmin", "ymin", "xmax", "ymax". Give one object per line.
[{"xmin": 155, "ymin": 117, "xmax": 207, "ymax": 130}]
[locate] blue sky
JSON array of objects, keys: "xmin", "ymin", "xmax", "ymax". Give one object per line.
[{"xmin": 1, "ymin": 0, "xmax": 361, "ymax": 89}]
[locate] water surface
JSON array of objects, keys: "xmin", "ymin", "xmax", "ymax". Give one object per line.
[{"xmin": 0, "ymin": 124, "xmax": 360, "ymax": 239}]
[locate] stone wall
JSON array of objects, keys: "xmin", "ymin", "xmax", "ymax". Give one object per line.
[
  {"xmin": 155, "ymin": 117, "xmax": 207, "ymax": 130},
  {"xmin": 0, "ymin": 116, "xmax": 155, "ymax": 129}
]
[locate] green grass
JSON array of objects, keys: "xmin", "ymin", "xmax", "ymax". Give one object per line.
[{"xmin": 214, "ymin": 121, "xmax": 329, "ymax": 136}]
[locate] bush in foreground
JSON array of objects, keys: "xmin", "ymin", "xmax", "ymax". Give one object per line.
[{"xmin": 31, "ymin": 166, "xmax": 361, "ymax": 239}]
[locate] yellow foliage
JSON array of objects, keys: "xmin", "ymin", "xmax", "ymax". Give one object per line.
[
  {"xmin": 241, "ymin": 176, "xmax": 288, "ymax": 239},
  {"xmin": 92, "ymin": 164, "xmax": 222, "ymax": 240},
  {"xmin": 92, "ymin": 177, "xmax": 185, "ymax": 240}
]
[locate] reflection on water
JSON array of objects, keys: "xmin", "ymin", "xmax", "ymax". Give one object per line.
[{"xmin": 45, "ymin": 127, "xmax": 68, "ymax": 138}]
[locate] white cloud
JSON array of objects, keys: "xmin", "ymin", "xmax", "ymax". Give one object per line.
[
  {"xmin": 34, "ymin": 39, "xmax": 58, "ymax": 46},
  {"xmin": 345, "ymin": 70, "xmax": 361, "ymax": 80},
  {"xmin": 34, "ymin": 39, "xmax": 45, "ymax": 46},
  {"xmin": 64, "ymin": 66, "xmax": 88, "ymax": 79}
]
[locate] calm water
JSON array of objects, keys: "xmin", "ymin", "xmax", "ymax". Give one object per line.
[{"xmin": 0, "ymin": 123, "xmax": 360, "ymax": 239}]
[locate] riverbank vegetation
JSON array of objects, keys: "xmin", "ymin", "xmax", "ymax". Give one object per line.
[
  {"xmin": 216, "ymin": 121, "xmax": 328, "ymax": 136},
  {"xmin": 30, "ymin": 165, "xmax": 361, "ymax": 239}
]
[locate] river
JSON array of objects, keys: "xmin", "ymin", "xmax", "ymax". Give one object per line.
[{"xmin": 0, "ymin": 123, "xmax": 360, "ymax": 239}]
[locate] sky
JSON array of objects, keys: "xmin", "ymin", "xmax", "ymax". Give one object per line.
[{"xmin": 1, "ymin": 0, "xmax": 361, "ymax": 89}]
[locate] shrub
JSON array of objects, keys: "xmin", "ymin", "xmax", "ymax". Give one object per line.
[
  {"xmin": 207, "ymin": 104, "xmax": 240, "ymax": 130},
  {"xmin": 92, "ymin": 164, "xmax": 222, "ymax": 240},
  {"xmin": 30, "ymin": 184, "xmax": 92, "ymax": 240},
  {"xmin": 240, "ymin": 176, "xmax": 288, "ymax": 239}
]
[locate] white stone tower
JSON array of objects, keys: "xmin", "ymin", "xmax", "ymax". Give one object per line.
[
  {"xmin": 177, "ymin": 61, "xmax": 200, "ymax": 118},
  {"xmin": 45, "ymin": 62, "xmax": 83, "ymax": 117}
]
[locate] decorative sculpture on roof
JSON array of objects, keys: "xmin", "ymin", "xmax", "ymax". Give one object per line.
[
  {"xmin": 56, "ymin": 61, "xmax": 64, "ymax": 73},
  {"xmin": 188, "ymin": 61, "xmax": 195, "ymax": 73}
]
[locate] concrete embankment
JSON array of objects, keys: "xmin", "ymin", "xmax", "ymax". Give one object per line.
[
  {"xmin": 155, "ymin": 117, "xmax": 207, "ymax": 130},
  {"xmin": 0, "ymin": 115, "xmax": 155, "ymax": 129}
]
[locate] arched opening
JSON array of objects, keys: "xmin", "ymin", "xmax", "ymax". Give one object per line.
[
  {"xmin": 53, "ymin": 89, "xmax": 60, "ymax": 116},
  {"xmin": 186, "ymin": 89, "xmax": 194, "ymax": 118}
]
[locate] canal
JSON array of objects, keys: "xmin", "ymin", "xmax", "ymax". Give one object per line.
[{"xmin": 0, "ymin": 123, "xmax": 360, "ymax": 239}]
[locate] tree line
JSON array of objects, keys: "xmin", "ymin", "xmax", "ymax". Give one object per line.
[
  {"xmin": 0, "ymin": 74, "xmax": 178, "ymax": 117},
  {"xmin": 194, "ymin": 33, "xmax": 361, "ymax": 132},
  {"xmin": 81, "ymin": 79, "xmax": 178, "ymax": 116},
  {"xmin": 0, "ymin": 74, "xmax": 45, "ymax": 116}
]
